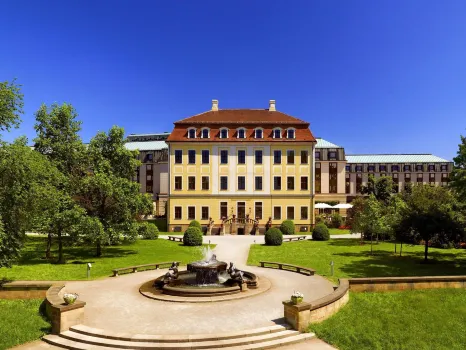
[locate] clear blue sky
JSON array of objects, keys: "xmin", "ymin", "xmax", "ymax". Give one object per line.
[{"xmin": 1, "ymin": 0, "xmax": 465, "ymax": 160}]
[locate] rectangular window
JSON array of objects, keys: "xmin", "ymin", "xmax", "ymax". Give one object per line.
[
  {"xmin": 146, "ymin": 164, "xmax": 152, "ymax": 171},
  {"xmin": 392, "ymin": 165, "xmax": 400, "ymax": 172},
  {"xmin": 238, "ymin": 176, "xmax": 246, "ymax": 190},
  {"xmin": 356, "ymin": 165, "xmax": 362, "ymax": 172},
  {"xmin": 287, "ymin": 176, "xmax": 295, "ymax": 190},
  {"xmin": 202, "ymin": 176, "xmax": 209, "ymax": 190},
  {"xmin": 404, "ymin": 165, "xmax": 411, "ymax": 172},
  {"xmin": 146, "ymin": 175, "xmax": 152, "ymax": 181},
  {"xmin": 329, "ymin": 162, "xmax": 337, "ymax": 194},
  {"xmin": 255, "ymin": 176, "xmax": 263, "ymax": 191},
  {"xmin": 146, "ymin": 185, "xmax": 152, "ymax": 193},
  {"xmin": 188, "ymin": 150, "xmax": 196, "ymax": 164},
  {"xmin": 368, "ymin": 165, "xmax": 375, "ymax": 172},
  {"xmin": 417, "ymin": 173, "xmax": 423, "ymax": 183},
  {"xmin": 379, "ymin": 165, "xmax": 387, "ymax": 172},
  {"xmin": 287, "ymin": 207, "xmax": 295, "ymax": 220},
  {"xmin": 356, "ymin": 173, "xmax": 362, "ymax": 193},
  {"xmin": 345, "ymin": 174, "xmax": 350, "ymax": 194},
  {"xmin": 428, "ymin": 164, "xmax": 435, "ymax": 172},
  {"xmin": 255, "ymin": 202, "xmax": 263, "ymax": 220},
  {"xmin": 274, "ymin": 176, "xmax": 282, "ymax": 190},
  {"xmin": 146, "ymin": 153, "xmax": 153, "ymax": 161},
  {"xmin": 274, "ymin": 150, "xmax": 281, "ymax": 164},
  {"xmin": 273, "ymin": 207, "xmax": 281, "ymax": 220},
  {"xmin": 405, "ymin": 173, "xmax": 411, "ymax": 183},
  {"xmin": 237, "ymin": 202, "xmax": 246, "ymax": 218},
  {"xmin": 441, "ymin": 164, "xmax": 448, "ymax": 171},
  {"xmin": 416, "ymin": 164, "xmax": 423, "ymax": 171},
  {"xmin": 287, "ymin": 150, "xmax": 294, "ymax": 164},
  {"xmin": 237, "ymin": 150, "xmax": 246, "ymax": 164},
  {"xmin": 301, "ymin": 206, "xmax": 308, "ymax": 220},
  {"xmin": 202, "ymin": 150, "xmax": 209, "ymax": 164},
  {"xmin": 220, "ymin": 176, "xmax": 228, "ymax": 190},
  {"xmin": 345, "ymin": 164, "xmax": 351, "ymax": 172},
  {"xmin": 300, "ymin": 150, "xmax": 308, "ymax": 164},
  {"xmin": 188, "ymin": 176, "xmax": 195, "ymax": 190},
  {"xmin": 255, "ymin": 150, "xmax": 263, "ymax": 164},
  {"xmin": 429, "ymin": 173, "xmax": 435, "ymax": 184},
  {"xmin": 393, "ymin": 173, "xmax": 399, "ymax": 192},
  {"xmin": 188, "ymin": 206, "xmax": 195, "ymax": 220},
  {"xmin": 220, "ymin": 202, "xmax": 228, "ymax": 219},
  {"xmin": 328, "ymin": 151, "xmax": 337, "ymax": 160},
  {"xmin": 174, "ymin": 150, "xmax": 182, "ymax": 164},
  {"xmin": 301, "ymin": 176, "xmax": 308, "ymax": 190},
  {"xmin": 315, "ymin": 151, "xmax": 321, "ymax": 160},
  {"xmin": 174, "ymin": 176, "xmax": 182, "ymax": 190},
  {"xmin": 220, "ymin": 150, "xmax": 228, "ymax": 164},
  {"xmin": 174, "ymin": 206, "xmax": 182, "ymax": 220},
  {"xmin": 201, "ymin": 206, "xmax": 209, "ymax": 220},
  {"xmin": 316, "ymin": 163, "xmax": 321, "ymax": 194}
]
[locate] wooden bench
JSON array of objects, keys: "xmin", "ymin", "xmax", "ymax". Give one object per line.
[
  {"xmin": 168, "ymin": 236, "xmax": 183, "ymax": 242},
  {"xmin": 283, "ymin": 236, "xmax": 307, "ymax": 242},
  {"xmin": 259, "ymin": 261, "xmax": 315, "ymax": 276},
  {"xmin": 112, "ymin": 262, "xmax": 173, "ymax": 277}
]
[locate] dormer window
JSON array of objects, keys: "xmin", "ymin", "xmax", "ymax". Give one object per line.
[
  {"xmin": 201, "ymin": 128, "xmax": 210, "ymax": 139},
  {"xmin": 255, "ymin": 128, "xmax": 263, "ymax": 139},
  {"xmin": 188, "ymin": 128, "xmax": 196, "ymax": 139},
  {"xmin": 237, "ymin": 128, "xmax": 246, "ymax": 139},
  {"xmin": 220, "ymin": 128, "xmax": 228, "ymax": 139},
  {"xmin": 273, "ymin": 128, "xmax": 282, "ymax": 139},
  {"xmin": 286, "ymin": 128, "xmax": 295, "ymax": 139}
]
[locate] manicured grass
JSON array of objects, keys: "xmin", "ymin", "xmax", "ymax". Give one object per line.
[
  {"xmin": 0, "ymin": 299, "xmax": 51, "ymax": 349},
  {"xmin": 328, "ymin": 228, "xmax": 351, "ymax": 235},
  {"xmin": 248, "ymin": 239, "xmax": 466, "ymax": 282},
  {"xmin": 1, "ymin": 235, "xmax": 214, "ymax": 281},
  {"xmin": 309, "ymin": 289, "xmax": 466, "ymax": 350}
]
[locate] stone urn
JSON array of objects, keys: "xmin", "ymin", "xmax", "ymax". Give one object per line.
[
  {"xmin": 63, "ymin": 293, "xmax": 79, "ymax": 305},
  {"xmin": 291, "ymin": 296, "xmax": 303, "ymax": 305}
]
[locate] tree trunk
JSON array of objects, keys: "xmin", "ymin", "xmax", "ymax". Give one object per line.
[
  {"xmin": 96, "ymin": 240, "xmax": 102, "ymax": 257},
  {"xmin": 57, "ymin": 230, "xmax": 65, "ymax": 264},
  {"xmin": 424, "ymin": 240, "xmax": 429, "ymax": 262},
  {"xmin": 370, "ymin": 233, "xmax": 373, "ymax": 255},
  {"xmin": 46, "ymin": 233, "xmax": 52, "ymax": 259},
  {"xmin": 394, "ymin": 242, "xmax": 397, "ymax": 254},
  {"xmin": 400, "ymin": 241, "xmax": 403, "ymax": 257}
]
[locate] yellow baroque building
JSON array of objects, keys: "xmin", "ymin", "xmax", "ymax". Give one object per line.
[{"xmin": 166, "ymin": 100, "xmax": 317, "ymax": 234}]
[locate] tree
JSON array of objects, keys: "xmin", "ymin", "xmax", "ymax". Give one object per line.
[
  {"xmin": 361, "ymin": 175, "xmax": 394, "ymax": 203},
  {"xmin": 450, "ymin": 134, "xmax": 466, "ymax": 203},
  {"xmin": 396, "ymin": 185, "xmax": 464, "ymax": 261},
  {"xmin": 33, "ymin": 103, "xmax": 87, "ymax": 259},
  {"xmin": 347, "ymin": 196, "xmax": 365, "ymax": 231},
  {"xmin": 0, "ymin": 79, "xmax": 23, "ymax": 135},
  {"xmin": 76, "ymin": 126, "xmax": 152, "ymax": 256}
]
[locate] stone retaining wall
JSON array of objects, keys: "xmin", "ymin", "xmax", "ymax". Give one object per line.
[
  {"xmin": 283, "ymin": 279, "xmax": 349, "ymax": 331},
  {"xmin": 349, "ymin": 275, "xmax": 466, "ymax": 292},
  {"xmin": 0, "ymin": 281, "xmax": 53, "ymax": 299}
]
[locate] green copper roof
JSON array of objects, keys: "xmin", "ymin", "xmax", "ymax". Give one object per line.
[
  {"xmin": 315, "ymin": 138, "xmax": 342, "ymax": 148},
  {"xmin": 346, "ymin": 154, "xmax": 451, "ymax": 164},
  {"xmin": 125, "ymin": 141, "xmax": 168, "ymax": 151}
]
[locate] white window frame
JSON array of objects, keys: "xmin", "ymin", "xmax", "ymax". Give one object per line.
[
  {"xmin": 187, "ymin": 206, "xmax": 196, "ymax": 220},
  {"xmin": 237, "ymin": 127, "xmax": 247, "ymax": 139},
  {"xmin": 201, "ymin": 127, "xmax": 210, "ymax": 139},
  {"xmin": 254, "ymin": 201, "xmax": 263, "ymax": 220},
  {"xmin": 286, "ymin": 206, "xmax": 295, "ymax": 220},
  {"xmin": 254, "ymin": 127, "xmax": 264, "ymax": 139},
  {"xmin": 187, "ymin": 127, "xmax": 197, "ymax": 139},
  {"xmin": 273, "ymin": 206, "xmax": 282, "ymax": 220},
  {"xmin": 286, "ymin": 128, "xmax": 296, "ymax": 139},
  {"xmin": 219, "ymin": 127, "xmax": 229, "ymax": 139},
  {"xmin": 174, "ymin": 206, "xmax": 182, "ymax": 220},
  {"xmin": 201, "ymin": 206, "xmax": 210, "ymax": 220},
  {"xmin": 273, "ymin": 128, "xmax": 282, "ymax": 139}
]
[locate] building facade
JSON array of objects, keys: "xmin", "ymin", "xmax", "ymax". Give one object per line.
[{"xmin": 165, "ymin": 100, "xmax": 317, "ymax": 234}]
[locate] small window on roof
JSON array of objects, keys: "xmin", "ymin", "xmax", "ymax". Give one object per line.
[
  {"xmin": 237, "ymin": 128, "xmax": 246, "ymax": 139},
  {"xmin": 220, "ymin": 128, "xmax": 228, "ymax": 139},
  {"xmin": 273, "ymin": 128, "xmax": 282, "ymax": 139},
  {"xmin": 201, "ymin": 128, "xmax": 209, "ymax": 139},
  {"xmin": 287, "ymin": 129, "xmax": 295, "ymax": 139},
  {"xmin": 188, "ymin": 129, "xmax": 196, "ymax": 139},
  {"xmin": 255, "ymin": 128, "xmax": 263, "ymax": 139}
]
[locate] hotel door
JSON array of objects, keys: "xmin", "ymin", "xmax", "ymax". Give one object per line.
[{"xmin": 237, "ymin": 202, "xmax": 246, "ymax": 219}]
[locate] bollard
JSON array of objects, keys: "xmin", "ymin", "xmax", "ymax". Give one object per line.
[
  {"xmin": 87, "ymin": 263, "xmax": 92, "ymax": 279},
  {"xmin": 330, "ymin": 261, "xmax": 334, "ymax": 276}
]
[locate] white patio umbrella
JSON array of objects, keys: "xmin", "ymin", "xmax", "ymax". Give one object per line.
[
  {"xmin": 315, "ymin": 203, "xmax": 333, "ymax": 209},
  {"xmin": 332, "ymin": 203, "xmax": 353, "ymax": 209}
]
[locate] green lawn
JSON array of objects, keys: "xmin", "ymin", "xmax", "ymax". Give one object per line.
[
  {"xmin": 248, "ymin": 239, "xmax": 466, "ymax": 282},
  {"xmin": 1, "ymin": 235, "xmax": 214, "ymax": 281},
  {"xmin": 309, "ymin": 289, "xmax": 466, "ymax": 350},
  {"xmin": 0, "ymin": 299, "xmax": 51, "ymax": 349},
  {"xmin": 328, "ymin": 228, "xmax": 351, "ymax": 235}
]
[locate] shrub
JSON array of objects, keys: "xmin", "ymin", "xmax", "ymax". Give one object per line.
[
  {"xmin": 138, "ymin": 222, "xmax": 159, "ymax": 240},
  {"xmin": 312, "ymin": 223, "xmax": 330, "ymax": 241},
  {"xmin": 183, "ymin": 227, "xmax": 203, "ymax": 246},
  {"xmin": 189, "ymin": 220, "xmax": 201, "ymax": 229},
  {"xmin": 280, "ymin": 220, "xmax": 295, "ymax": 235},
  {"xmin": 265, "ymin": 227, "xmax": 283, "ymax": 246},
  {"xmin": 315, "ymin": 215, "xmax": 326, "ymax": 224},
  {"xmin": 330, "ymin": 213, "xmax": 343, "ymax": 229}
]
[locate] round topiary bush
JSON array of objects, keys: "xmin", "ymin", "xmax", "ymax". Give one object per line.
[
  {"xmin": 280, "ymin": 220, "xmax": 295, "ymax": 235},
  {"xmin": 183, "ymin": 227, "xmax": 203, "ymax": 246},
  {"xmin": 265, "ymin": 227, "xmax": 283, "ymax": 246},
  {"xmin": 138, "ymin": 222, "xmax": 159, "ymax": 240},
  {"xmin": 312, "ymin": 223, "xmax": 330, "ymax": 241},
  {"xmin": 189, "ymin": 220, "xmax": 201, "ymax": 229}
]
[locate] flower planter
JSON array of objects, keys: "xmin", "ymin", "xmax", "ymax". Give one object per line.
[
  {"xmin": 63, "ymin": 293, "xmax": 79, "ymax": 305},
  {"xmin": 291, "ymin": 296, "xmax": 303, "ymax": 305}
]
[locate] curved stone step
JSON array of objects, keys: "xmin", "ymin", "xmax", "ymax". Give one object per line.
[{"xmin": 69, "ymin": 324, "xmax": 290, "ymax": 342}]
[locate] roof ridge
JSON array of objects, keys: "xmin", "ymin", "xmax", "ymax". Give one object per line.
[{"xmin": 347, "ymin": 153, "xmax": 433, "ymax": 156}]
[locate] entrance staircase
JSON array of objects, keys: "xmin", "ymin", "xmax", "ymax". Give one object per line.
[{"xmin": 42, "ymin": 324, "xmax": 314, "ymax": 349}]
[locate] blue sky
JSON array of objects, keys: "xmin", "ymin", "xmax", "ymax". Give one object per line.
[{"xmin": 1, "ymin": 0, "xmax": 465, "ymax": 160}]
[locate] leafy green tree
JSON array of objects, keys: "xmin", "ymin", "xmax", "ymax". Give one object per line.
[
  {"xmin": 396, "ymin": 185, "xmax": 464, "ymax": 261},
  {"xmin": 450, "ymin": 134, "xmax": 466, "ymax": 203},
  {"xmin": 0, "ymin": 80, "xmax": 23, "ymax": 135},
  {"xmin": 76, "ymin": 126, "xmax": 152, "ymax": 256},
  {"xmin": 361, "ymin": 175, "xmax": 394, "ymax": 203}
]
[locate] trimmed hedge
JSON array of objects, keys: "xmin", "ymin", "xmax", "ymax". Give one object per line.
[
  {"xmin": 265, "ymin": 227, "xmax": 283, "ymax": 246},
  {"xmin": 183, "ymin": 227, "xmax": 203, "ymax": 246},
  {"xmin": 189, "ymin": 220, "xmax": 202, "ymax": 229},
  {"xmin": 312, "ymin": 223, "xmax": 330, "ymax": 241},
  {"xmin": 280, "ymin": 220, "xmax": 295, "ymax": 235},
  {"xmin": 138, "ymin": 222, "xmax": 159, "ymax": 240}
]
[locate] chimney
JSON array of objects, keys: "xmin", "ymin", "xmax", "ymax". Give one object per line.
[
  {"xmin": 269, "ymin": 100, "xmax": 276, "ymax": 111},
  {"xmin": 211, "ymin": 99, "xmax": 219, "ymax": 111}
]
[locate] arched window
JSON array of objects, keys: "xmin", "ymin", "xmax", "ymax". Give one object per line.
[
  {"xmin": 188, "ymin": 128, "xmax": 196, "ymax": 139},
  {"xmin": 220, "ymin": 128, "xmax": 228, "ymax": 139},
  {"xmin": 287, "ymin": 128, "xmax": 295, "ymax": 139},
  {"xmin": 237, "ymin": 128, "xmax": 246, "ymax": 139},
  {"xmin": 201, "ymin": 128, "xmax": 210, "ymax": 139},
  {"xmin": 255, "ymin": 128, "xmax": 263, "ymax": 139},
  {"xmin": 273, "ymin": 128, "xmax": 282, "ymax": 139}
]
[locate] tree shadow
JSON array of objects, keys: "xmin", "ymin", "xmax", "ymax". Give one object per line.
[{"xmin": 327, "ymin": 239, "xmax": 361, "ymax": 247}]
